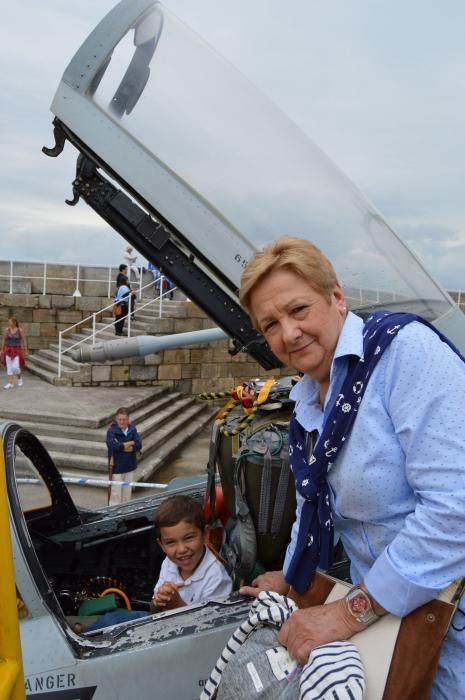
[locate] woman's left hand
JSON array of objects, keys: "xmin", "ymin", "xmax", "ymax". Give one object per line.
[{"xmin": 278, "ymin": 599, "xmax": 366, "ymax": 665}]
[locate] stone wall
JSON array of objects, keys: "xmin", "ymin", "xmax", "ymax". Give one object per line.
[
  {"xmin": 80, "ymin": 302, "xmax": 289, "ymax": 393},
  {"xmin": 0, "ymin": 292, "xmax": 112, "ymax": 352},
  {"xmin": 11, "ymin": 261, "xmax": 465, "ymax": 394},
  {"xmin": 0, "ymin": 286, "xmax": 289, "ymax": 393}
]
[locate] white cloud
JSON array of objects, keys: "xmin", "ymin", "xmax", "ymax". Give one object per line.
[{"xmin": 1, "ymin": 0, "xmax": 465, "ymax": 288}]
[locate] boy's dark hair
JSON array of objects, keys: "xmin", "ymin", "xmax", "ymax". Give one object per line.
[
  {"xmin": 115, "ymin": 406, "xmax": 129, "ymax": 417},
  {"xmin": 154, "ymin": 495, "xmax": 205, "ymax": 537},
  {"xmin": 119, "ymin": 264, "xmax": 128, "ymax": 272}
]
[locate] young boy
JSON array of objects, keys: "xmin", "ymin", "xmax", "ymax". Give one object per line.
[{"xmin": 151, "ymin": 495, "xmax": 232, "ymax": 611}]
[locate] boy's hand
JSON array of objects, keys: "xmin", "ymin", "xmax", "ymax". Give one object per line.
[
  {"xmin": 123, "ymin": 441, "xmax": 135, "ymax": 452},
  {"xmin": 151, "ymin": 582, "xmax": 185, "ymax": 610}
]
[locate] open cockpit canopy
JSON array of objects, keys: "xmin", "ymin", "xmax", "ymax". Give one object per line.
[{"xmin": 46, "ymin": 0, "xmax": 465, "ymax": 364}]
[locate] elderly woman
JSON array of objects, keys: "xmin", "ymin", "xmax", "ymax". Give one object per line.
[{"xmin": 239, "ymin": 236, "xmax": 465, "ymax": 698}]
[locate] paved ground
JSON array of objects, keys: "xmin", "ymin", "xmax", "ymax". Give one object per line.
[
  {"xmin": 0, "ymin": 369, "xmax": 157, "ymax": 427},
  {"xmin": 2, "ymin": 369, "xmax": 212, "ymax": 509}
]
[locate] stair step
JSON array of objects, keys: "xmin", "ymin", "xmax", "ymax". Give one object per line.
[
  {"xmin": 136, "ymin": 395, "xmax": 195, "ymax": 435},
  {"xmin": 46, "ymin": 403, "xmax": 213, "ymax": 473},
  {"xmin": 40, "ymin": 435, "xmax": 107, "ymax": 457},
  {"xmin": 25, "ymin": 352, "xmax": 73, "ymax": 376},
  {"xmin": 137, "ymin": 402, "xmax": 211, "ymax": 459},
  {"xmin": 26, "ymin": 360, "xmax": 71, "ymax": 386},
  {"xmin": 6, "ymin": 385, "xmax": 170, "ymax": 429},
  {"xmin": 135, "ymin": 407, "xmax": 216, "ymax": 482},
  {"xmin": 49, "ymin": 451, "xmax": 108, "ymax": 472},
  {"xmin": 40, "ymin": 348, "xmax": 79, "ymax": 369},
  {"xmin": 127, "ymin": 391, "xmax": 183, "ymax": 425},
  {"xmin": 34, "ymin": 394, "xmax": 192, "ymax": 454}
]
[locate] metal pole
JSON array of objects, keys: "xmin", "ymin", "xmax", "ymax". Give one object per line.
[
  {"xmin": 77, "ymin": 264, "xmax": 79, "ymax": 291},
  {"xmin": 58, "ymin": 331, "xmax": 63, "ymax": 378},
  {"xmin": 159, "ymin": 275, "xmax": 164, "ymax": 317},
  {"xmin": 16, "ymin": 475, "xmax": 168, "ymax": 490},
  {"xmin": 9, "ymin": 260, "xmax": 13, "ymax": 295},
  {"xmin": 92, "ymin": 313, "xmax": 96, "ymax": 345},
  {"xmin": 72, "ymin": 263, "xmax": 82, "ymax": 297},
  {"xmin": 43, "ymin": 262, "xmax": 47, "ymax": 295},
  {"xmin": 127, "ymin": 293, "xmax": 131, "ymax": 336}
]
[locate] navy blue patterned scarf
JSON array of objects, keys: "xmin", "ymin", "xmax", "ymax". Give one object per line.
[{"xmin": 286, "ymin": 310, "xmax": 465, "ymax": 593}]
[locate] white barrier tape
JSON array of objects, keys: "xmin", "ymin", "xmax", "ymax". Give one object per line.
[{"xmin": 17, "ymin": 475, "xmax": 168, "ymax": 490}]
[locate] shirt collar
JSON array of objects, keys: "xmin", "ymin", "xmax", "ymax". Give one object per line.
[
  {"xmin": 290, "ymin": 311, "xmax": 363, "ymax": 403},
  {"xmin": 164, "ymin": 545, "xmax": 214, "ymax": 584}
]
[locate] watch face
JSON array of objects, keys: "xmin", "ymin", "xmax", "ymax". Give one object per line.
[{"xmin": 349, "ymin": 592, "xmax": 370, "ymax": 615}]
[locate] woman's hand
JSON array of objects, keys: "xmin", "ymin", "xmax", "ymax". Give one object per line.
[
  {"xmin": 278, "ymin": 599, "xmax": 366, "ymax": 664},
  {"xmin": 151, "ymin": 582, "xmax": 185, "ymax": 610},
  {"xmin": 239, "ymin": 570, "xmax": 290, "ymax": 597}
]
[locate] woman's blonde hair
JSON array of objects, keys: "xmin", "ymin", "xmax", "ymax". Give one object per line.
[{"xmin": 239, "ymin": 236, "xmax": 338, "ymax": 327}]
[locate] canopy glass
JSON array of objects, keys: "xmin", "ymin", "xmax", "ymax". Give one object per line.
[{"xmin": 49, "ymin": 0, "xmax": 464, "ymax": 351}]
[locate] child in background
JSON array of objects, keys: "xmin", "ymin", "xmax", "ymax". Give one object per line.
[{"xmin": 151, "ymin": 495, "xmax": 232, "ymax": 611}]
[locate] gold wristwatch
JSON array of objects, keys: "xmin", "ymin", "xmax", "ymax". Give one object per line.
[{"xmin": 345, "ymin": 585, "xmax": 381, "ymax": 626}]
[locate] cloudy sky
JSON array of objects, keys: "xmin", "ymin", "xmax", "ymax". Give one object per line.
[{"xmin": 2, "ymin": 0, "xmax": 465, "ymax": 289}]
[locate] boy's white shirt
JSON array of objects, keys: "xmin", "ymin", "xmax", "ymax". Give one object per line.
[{"xmin": 154, "ymin": 546, "xmax": 232, "ymax": 604}]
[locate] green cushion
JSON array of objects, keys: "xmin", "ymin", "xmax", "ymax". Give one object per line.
[{"xmin": 78, "ymin": 594, "xmax": 118, "ymax": 616}]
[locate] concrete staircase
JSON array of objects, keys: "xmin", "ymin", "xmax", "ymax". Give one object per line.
[
  {"xmin": 13, "ymin": 384, "xmax": 216, "ymax": 483},
  {"xmin": 26, "ymin": 299, "xmax": 188, "ymax": 386}
]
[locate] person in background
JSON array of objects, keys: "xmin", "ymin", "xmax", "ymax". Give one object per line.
[
  {"xmin": 123, "ymin": 245, "xmax": 140, "ymax": 282},
  {"xmin": 116, "ymin": 264, "xmax": 137, "ymax": 320},
  {"xmin": 150, "ymin": 495, "xmax": 232, "ymax": 612},
  {"xmin": 114, "ymin": 274, "xmax": 131, "ymax": 336},
  {"xmin": 1, "ymin": 317, "xmax": 29, "ymax": 389},
  {"xmin": 116, "ymin": 263, "xmax": 129, "ymax": 289},
  {"xmin": 147, "ymin": 261, "xmax": 161, "ymax": 294},
  {"xmin": 106, "ymin": 406, "xmax": 142, "ymax": 505},
  {"xmin": 238, "ymin": 236, "xmax": 465, "ymax": 699},
  {"xmin": 160, "ymin": 273, "xmax": 175, "ymax": 300}
]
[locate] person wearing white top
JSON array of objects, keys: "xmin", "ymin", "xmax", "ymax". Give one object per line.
[
  {"xmin": 123, "ymin": 245, "xmax": 140, "ymax": 281},
  {"xmin": 151, "ymin": 495, "xmax": 232, "ymax": 611},
  {"xmin": 154, "ymin": 546, "xmax": 232, "ymax": 606}
]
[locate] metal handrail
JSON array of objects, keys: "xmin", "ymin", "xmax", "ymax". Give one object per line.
[
  {"xmin": 57, "ymin": 276, "xmax": 177, "ymax": 377},
  {"xmin": 0, "ymin": 260, "xmax": 147, "ymax": 299}
]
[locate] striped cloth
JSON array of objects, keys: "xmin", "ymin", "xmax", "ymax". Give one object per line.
[
  {"xmin": 199, "ymin": 591, "xmax": 365, "ymax": 700},
  {"xmin": 301, "ymin": 642, "xmax": 365, "ymax": 699}
]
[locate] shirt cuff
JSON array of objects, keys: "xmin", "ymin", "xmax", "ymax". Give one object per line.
[
  {"xmin": 283, "ymin": 545, "xmax": 292, "ymax": 576},
  {"xmin": 364, "ymin": 550, "xmax": 440, "ymax": 617}
]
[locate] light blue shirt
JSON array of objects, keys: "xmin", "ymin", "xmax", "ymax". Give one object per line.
[
  {"xmin": 115, "ymin": 284, "xmax": 131, "ymax": 302},
  {"xmin": 284, "ymin": 311, "xmax": 465, "ymax": 698}
]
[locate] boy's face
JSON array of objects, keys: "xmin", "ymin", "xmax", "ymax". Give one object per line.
[{"xmin": 158, "ymin": 519, "xmax": 207, "ymax": 579}]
